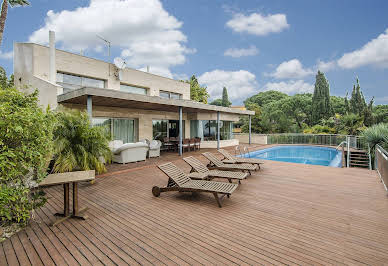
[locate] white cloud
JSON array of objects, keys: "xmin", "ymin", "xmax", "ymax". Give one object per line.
[
  {"xmin": 198, "ymin": 70, "xmax": 258, "ymax": 102},
  {"xmin": 226, "ymin": 12, "xmax": 289, "ymax": 36},
  {"xmin": 338, "ymin": 28, "xmax": 388, "ymax": 69},
  {"xmin": 270, "ymin": 59, "xmax": 313, "ymax": 79},
  {"xmin": 316, "ymin": 59, "xmax": 337, "ymax": 72},
  {"xmin": 224, "ymin": 45, "xmax": 259, "ymax": 58},
  {"xmin": 29, "ymin": 0, "xmax": 194, "ymax": 78},
  {"xmin": 0, "ymin": 50, "xmax": 13, "ymax": 60},
  {"xmin": 262, "ymin": 80, "xmax": 314, "ymax": 94}
]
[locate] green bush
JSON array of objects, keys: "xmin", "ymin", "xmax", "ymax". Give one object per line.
[
  {"xmin": 52, "ymin": 108, "xmax": 112, "ymax": 174},
  {"xmin": 362, "ymin": 123, "xmax": 388, "ymax": 149},
  {"xmin": 0, "ymin": 88, "xmax": 55, "ymax": 226}
]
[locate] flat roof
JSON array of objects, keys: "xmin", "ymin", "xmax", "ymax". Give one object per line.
[{"xmin": 57, "ymin": 87, "xmax": 255, "ymax": 115}]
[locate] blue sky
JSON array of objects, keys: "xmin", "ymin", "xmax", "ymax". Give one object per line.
[{"xmin": 1, "ymin": 0, "xmax": 388, "ymax": 104}]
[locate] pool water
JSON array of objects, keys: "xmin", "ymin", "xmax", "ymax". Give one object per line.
[{"xmin": 247, "ymin": 145, "xmax": 342, "ymax": 167}]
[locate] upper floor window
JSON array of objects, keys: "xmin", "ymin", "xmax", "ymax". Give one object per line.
[
  {"xmin": 160, "ymin": 90, "xmax": 182, "ymax": 99},
  {"xmin": 57, "ymin": 72, "xmax": 105, "ymax": 93},
  {"xmin": 120, "ymin": 84, "xmax": 147, "ymax": 95}
]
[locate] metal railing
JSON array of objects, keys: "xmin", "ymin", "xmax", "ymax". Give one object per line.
[{"xmin": 375, "ymin": 144, "xmax": 388, "ymax": 192}]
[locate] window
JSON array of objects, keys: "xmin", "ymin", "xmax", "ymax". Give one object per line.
[
  {"xmin": 190, "ymin": 120, "xmax": 233, "ymax": 141},
  {"xmin": 159, "ymin": 91, "xmax": 170, "ymax": 99},
  {"xmin": 152, "ymin": 120, "xmax": 168, "ymax": 141},
  {"xmin": 120, "ymin": 84, "xmax": 147, "ymax": 95},
  {"xmin": 57, "ymin": 72, "xmax": 105, "ymax": 94},
  {"xmin": 92, "ymin": 118, "xmax": 136, "ymax": 143},
  {"xmin": 159, "ymin": 90, "xmax": 182, "ymax": 99}
]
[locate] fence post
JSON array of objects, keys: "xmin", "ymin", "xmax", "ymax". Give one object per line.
[{"xmin": 346, "ymin": 136, "xmax": 350, "ymax": 168}]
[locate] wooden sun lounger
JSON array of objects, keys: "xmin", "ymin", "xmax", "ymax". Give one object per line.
[
  {"xmin": 153, "ymin": 162, "xmax": 238, "ymax": 207},
  {"xmin": 202, "ymin": 152, "xmax": 258, "ymax": 175},
  {"xmin": 219, "ymin": 149, "xmax": 264, "ymax": 169},
  {"xmin": 183, "ymin": 156, "xmax": 248, "ymax": 184}
]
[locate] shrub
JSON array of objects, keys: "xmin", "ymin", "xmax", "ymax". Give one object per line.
[
  {"xmin": 0, "ymin": 88, "xmax": 55, "ymax": 226},
  {"xmin": 52, "ymin": 108, "xmax": 112, "ymax": 174},
  {"xmin": 362, "ymin": 123, "xmax": 388, "ymax": 150}
]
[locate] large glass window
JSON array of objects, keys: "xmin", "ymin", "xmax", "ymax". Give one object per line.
[
  {"xmin": 153, "ymin": 120, "xmax": 168, "ymax": 141},
  {"xmin": 120, "ymin": 84, "xmax": 147, "ymax": 95},
  {"xmin": 57, "ymin": 72, "xmax": 105, "ymax": 94},
  {"xmin": 190, "ymin": 120, "xmax": 233, "ymax": 141},
  {"xmin": 92, "ymin": 118, "xmax": 136, "ymax": 143}
]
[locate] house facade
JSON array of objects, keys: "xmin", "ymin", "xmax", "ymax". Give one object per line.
[{"xmin": 14, "ymin": 36, "xmax": 253, "ymax": 150}]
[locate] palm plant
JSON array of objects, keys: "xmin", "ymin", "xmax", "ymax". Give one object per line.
[
  {"xmin": 52, "ymin": 108, "xmax": 112, "ymax": 174},
  {"xmin": 361, "ymin": 123, "xmax": 388, "ymax": 150},
  {"xmin": 0, "ymin": 0, "xmax": 29, "ymax": 46}
]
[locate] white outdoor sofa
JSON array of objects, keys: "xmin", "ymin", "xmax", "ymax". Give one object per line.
[{"xmin": 110, "ymin": 140, "xmax": 149, "ymax": 164}]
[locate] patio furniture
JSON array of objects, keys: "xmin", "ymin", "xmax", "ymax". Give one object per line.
[
  {"xmin": 163, "ymin": 137, "xmax": 174, "ymax": 151},
  {"xmin": 194, "ymin": 138, "xmax": 201, "ymax": 150},
  {"xmin": 218, "ymin": 149, "xmax": 264, "ymax": 169},
  {"xmin": 182, "ymin": 138, "xmax": 190, "ymax": 152},
  {"xmin": 149, "ymin": 140, "xmax": 162, "ymax": 157},
  {"xmin": 189, "ymin": 138, "xmax": 196, "ymax": 151},
  {"xmin": 38, "ymin": 170, "xmax": 95, "ymax": 226},
  {"xmin": 154, "ymin": 162, "xmax": 238, "ymax": 207},
  {"xmin": 202, "ymin": 152, "xmax": 258, "ymax": 175},
  {"xmin": 183, "ymin": 156, "xmax": 248, "ymax": 184},
  {"xmin": 112, "ymin": 142, "xmax": 149, "ymax": 164}
]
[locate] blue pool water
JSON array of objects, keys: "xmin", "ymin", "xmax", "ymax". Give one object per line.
[{"xmin": 247, "ymin": 145, "xmax": 342, "ymax": 167}]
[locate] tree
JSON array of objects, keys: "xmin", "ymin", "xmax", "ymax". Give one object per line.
[
  {"xmin": 349, "ymin": 78, "xmax": 367, "ymax": 116},
  {"xmin": 221, "ymin": 87, "xmax": 231, "ymax": 107},
  {"xmin": 209, "ymin": 98, "xmax": 223, "ymax": 106},
  {"xmin": 188, "ymin": 75, "xmax": 209, "ymax": 104},
  {"xmin": 244, "ymin": 90, "xmax": 288, "ymax": 107},
  {"xmin": 0, "ymin": 0, "xmax": 29, "ymax": 46},
  {"xmin": 0, "ymin": 87, "xmax": 55, "ymax": 226},
  {"xmin": 312, "ymin": 71, "xmax": 331, "ymax": 124},
  {"xmin": 52, "ymin": 108, "xmax": 112, "ymax": 174},
  {"xmin": 0, "ymin": 66, "xmax": 13, "ymax": 89}
]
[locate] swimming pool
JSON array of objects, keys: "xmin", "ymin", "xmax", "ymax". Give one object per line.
[{"xmin": 247, "ymin": 145, "xmax": 342, "ymax": 167}]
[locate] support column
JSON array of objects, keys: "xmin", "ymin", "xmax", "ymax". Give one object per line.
[
  {"xmin": 87, "ymin": 95, "xmax": 92, "ymax": 121},
  {"xmin": 249, "ymin": 115, "xmax": 252, "ymax": 145},
  {"xmin": 179, "ymin": 106, "xmax": 183, "ymax": 156},
  {"xmin": 217, "ymin": 111, "xmax": 220, "ymax": 150}
]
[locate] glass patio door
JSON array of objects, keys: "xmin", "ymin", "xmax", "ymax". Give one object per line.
[{"xmin": 112, "ymin": 119, "xmax": 135, "ymax": 143}]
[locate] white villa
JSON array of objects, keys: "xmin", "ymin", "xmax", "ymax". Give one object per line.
[{"xmin": 13, "ymin": 32, "xmax": 253, "ymax": 151}]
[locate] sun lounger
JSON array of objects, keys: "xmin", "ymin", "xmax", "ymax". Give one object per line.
[
  {"xmin": 218, "ymin": 149, "xmax": 264, "ymax": 169},
  {"xmin": 153, "ymin": 162, "xmax": 238, "ymax": 207},
  {"xmin": 183, "ymin": 156, "xmax": 248, "ymax": 184},
  {"xmin": 202, "ymin": 152, "xmax": 258, "ymax": 175}
]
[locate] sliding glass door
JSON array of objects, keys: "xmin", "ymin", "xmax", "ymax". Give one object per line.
[{"xmin": 93, "ymin": 118, "xmax": 136, "ymax": 143}]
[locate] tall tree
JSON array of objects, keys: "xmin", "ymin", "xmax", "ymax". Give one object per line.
[
  {"xmin": 311, "ymin": 71, "xmax": 331, "ymax": 124},
  {"xmin": 221, "ymin": 87, "xmax": 231, "ymax": 107},
  {"xmin": 188, "ymin": 75, "xmax": 209, "ymax": 104},
  {"xmin": 349, "ymin": 78, "xmax": 367, "ymax": 116},
  {"xmin": 0, "ymin": 0, "xmax": 29, "ymax": 46}
]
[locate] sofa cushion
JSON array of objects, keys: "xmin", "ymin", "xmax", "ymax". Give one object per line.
[{"xmin": 113, "ymin": 142, "xmax": 149, "ymax": 154}]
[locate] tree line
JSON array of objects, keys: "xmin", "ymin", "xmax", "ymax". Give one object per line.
[{"xmin": 187, "ymin": 72, "xmax": 388, "ymax": 136}]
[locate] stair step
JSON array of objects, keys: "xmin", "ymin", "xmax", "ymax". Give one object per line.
[
  {"xmin": 350, "ymin": 160, "xmax": 369, "ymax": 164},
  {"xmin": 350, "ymin": 162, "xmax": 369, "ymax": 166}
]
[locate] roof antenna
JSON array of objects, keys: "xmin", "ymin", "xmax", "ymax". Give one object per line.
[{"xmin": 96, "ymin": 34, "xmax": 111, "ymax": 76}]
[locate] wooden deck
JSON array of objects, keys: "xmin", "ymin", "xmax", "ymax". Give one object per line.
[{"xmin": 2, "ymin": 146, "xmax": 388, "ymax": 265}]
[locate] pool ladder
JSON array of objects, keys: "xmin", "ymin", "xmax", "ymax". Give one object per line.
[{"xmin": 235, "ymin": 145, "xmax": 251, "ymax": 158}]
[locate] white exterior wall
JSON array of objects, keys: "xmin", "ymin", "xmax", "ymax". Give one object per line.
[{"xmin": 14, "ymin": 43, "xmax": 190, "ymax": 108}]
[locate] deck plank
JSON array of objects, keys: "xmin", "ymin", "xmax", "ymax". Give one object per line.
[{"xmin": 1, "ymin": 145, "xmax": 388, "ymax": 265}]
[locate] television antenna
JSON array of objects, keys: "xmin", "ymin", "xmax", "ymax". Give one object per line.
[
  {"xmin": 96, "ymin": 34, "xmax": 111, "ymax": 76},
  {"xmin": 114, "ymin": 57, "xmax": 126, "ymax": 81},
  {"xmin": 96, "ymin": 34, "xmax": 111, "ymax": 57}
]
